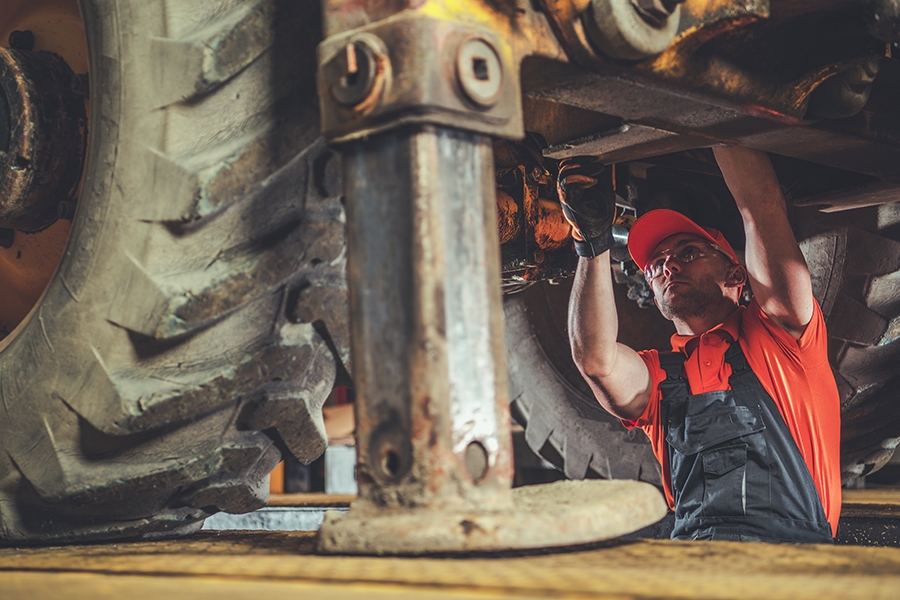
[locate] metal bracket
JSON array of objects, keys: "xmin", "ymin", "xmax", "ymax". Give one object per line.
[{"xmin": 317, "ymin": 13, "xmax": 523, "ymax": 143}]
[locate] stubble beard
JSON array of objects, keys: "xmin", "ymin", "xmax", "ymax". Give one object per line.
[{"xmin": 657, "ymin": 276, "xmax": 722, "ymax": 321}]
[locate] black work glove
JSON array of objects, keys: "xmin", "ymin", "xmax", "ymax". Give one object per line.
[{"xmin": 557, "ymin": 157, "xmax": 617, "ymax": 258}]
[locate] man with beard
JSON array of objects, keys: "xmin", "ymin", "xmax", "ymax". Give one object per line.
[{"xmin": 561, "ymin": 146, "xmax": 840, "ymax": 543}]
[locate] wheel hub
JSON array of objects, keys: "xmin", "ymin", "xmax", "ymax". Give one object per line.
[{"xmin": 0, "ymin": 47, "xmax": 86, "ymax": 232}]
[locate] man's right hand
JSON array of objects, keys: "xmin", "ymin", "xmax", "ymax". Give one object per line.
[{"xmin": 557, "ymin": 156, "xmax": 618, "ymax": 258}]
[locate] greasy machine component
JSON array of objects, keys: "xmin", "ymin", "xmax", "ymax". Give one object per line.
[
  {"xmin": 495, "ymin": 139, "xmax": 576, "ymax": 290},
  {"xmin": 316, "ymin": 1, "xmax": 666, "ymax": 554},
  {"xmin": 316, "ymin": 14, "xmax": 523, "ymax": 143},
  {"xmin": 534, "ymin": 1, "xmax": 888, "ymax": 174},
  {"xmin": 0, "ymin": 7, "xmax": 87, "ymax": 341},
  {"xmin": 806, "ymin": 57, "xmax": 882, "ymax": 120},
  {"xmin": 0, "ymin": 47, "xmax": 86, "ymax": 232},
  {"xmin": 0, "ymin": 0, "xmax": 345, "ymax": 544},
  {"xmin": 583, "ymin": 0, "xmax": 684, "ymax": 61}
]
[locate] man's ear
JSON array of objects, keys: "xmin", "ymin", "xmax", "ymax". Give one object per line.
[{"xmin": 726, "ymin": 264, "xmax": 748, "ymax": 288}]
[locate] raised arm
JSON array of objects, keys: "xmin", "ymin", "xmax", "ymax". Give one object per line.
[
  {"xmin": 557, "ymin": 157, "xmax": 652, "ymax": 420},
  {"xmin": 568, "ymin": 253, "xmax": 653, "ymax": 421},
  {"xmin": 713, "ymin": 146, "xmax": 813, "ymax": 338}
]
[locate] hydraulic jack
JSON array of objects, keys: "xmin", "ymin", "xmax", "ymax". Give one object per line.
[{"xmin": 314, "ymin": 0, "xmax": 667, "ymax": 555}]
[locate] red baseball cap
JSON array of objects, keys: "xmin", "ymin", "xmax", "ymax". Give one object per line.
[{"xmin": 628, "ymin": 209, "xmax": 739, "ymax": 272}]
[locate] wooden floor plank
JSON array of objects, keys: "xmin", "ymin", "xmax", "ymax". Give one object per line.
[
  {"xmin": 1, "ymin": 531, "xmax": 899, "ymax": 599},
  {"xmin": 266, "ymin": 493, "xmax": 355, "ymax": 507}
]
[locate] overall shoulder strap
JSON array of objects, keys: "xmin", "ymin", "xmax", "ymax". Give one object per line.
[
  {"xmin": 724, "ymin": 340, "xmax": 750, "ymax": 373},
  {"xmin": 723, "ymin": 339, "xmax": 761, "ymax": 394},
  {"xmin": 658, "ymin": 351, "xmax": 686, "ymax": 380},
  {"xmin": 657, "ymin": 351, "xmax": 688, "ymax": 399}
]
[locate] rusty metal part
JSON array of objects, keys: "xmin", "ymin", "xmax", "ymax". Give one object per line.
[
  {"xmin": 495, "ymin": 139, "xmax": 579, "ymax": 288},
  {"xmin": 456, "ymin": 38, "xmax": 503, "ymax": 107},
  {"xmin": 533, "ymin": 197, "xmax": 571, "ymax": 250},
  {"xmin": 7, "ymin": 30, "xmax": 34, "ymax": 51},
  {"xmin": 318, "ymin": 125, "xmax": 664, "ymax": 554},
  {"xmin": 536, "ymin": 0, "xmax": 885, "ymax": 144},
  {"xmin": 806, "ymin": 57, "xmax": 882, "ymax": 120},
  {"xmin": 496, "ymin": 189, "xmax": 520, "ymax": 244},
  {"xmin": 633, "ymin": 0, "xmax": 686, "ymax": 26},
  {"xmin": 0, "ymin": 0, "xmax": 86, "ymax": 340},
  {"xmin": 794, "ymin": 180, "xmax": 900, "ymax": 212},
  {"xmin": 584, "ymin": 0, "xmax": 682, "ymax": 61},
  {"xmin": 0, "ymin": 83, "xmax": 9, "ymax": 153},
  {"xmin": 322, "ymin": 38, "xmax": 382, "ymax": 108},
  {"xmin": 317, "ymin": 14, "xmax": 523, "ymax": 142},
  {"xmin": 0, "ymin": 48, "xmax": 86, "ymax": 232},
  {"xmin": 320, "ymin": 126, "xmax": 515, "ymax": 550},
  {"xmin": 319, "ymin": 479, "xmax": 667, "ymax": 554},
  {"xmin": 318, "ymin": 1, "xmax": 892, "ymax": 175}
]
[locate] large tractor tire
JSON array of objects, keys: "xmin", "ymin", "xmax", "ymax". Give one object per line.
[
  {"xmin": 0, "ymin": 0, "xmax": 346, "ymax": 544},
  {"xmin": 796, "ymin": 204, "xmax": 900, "ymax": 482},
  {"xmin": 505, "ymin": 203, "xmax": 900, "ymax": 487},
  {"xmin": 505, "ymin": 280, "xmax": 665, "ymax": 485}
]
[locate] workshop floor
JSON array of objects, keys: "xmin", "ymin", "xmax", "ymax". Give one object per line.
[{"xmin": 2, "ymin": 528, "xmax": 900, "ymax": 599}]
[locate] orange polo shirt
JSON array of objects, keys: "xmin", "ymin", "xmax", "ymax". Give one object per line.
[{"xmin": 627, "ymin": 299, "xmax": 841, "ymax": 536}]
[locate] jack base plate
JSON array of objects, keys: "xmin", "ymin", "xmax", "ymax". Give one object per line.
[{"xmin": 316, "ymin": 479, "xmax": 668, "ymax": 555}]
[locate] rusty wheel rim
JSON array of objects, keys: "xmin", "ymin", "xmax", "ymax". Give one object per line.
[{"xmin": 0, "ymin": 0, "xmax": 87, "ymax": 341}]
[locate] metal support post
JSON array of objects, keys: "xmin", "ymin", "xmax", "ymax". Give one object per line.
[{"xmin": 316, "ymin": 124, "xmax": 666, "ymax": 554}]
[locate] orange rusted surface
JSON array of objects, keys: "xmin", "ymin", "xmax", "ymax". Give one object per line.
[
  {"xmin": 0, "ymin": 0, "xmax": 88, "ymax": 74},
  {"xmin": 532, "ymin": 197, "xmax": 570, "ymax": 250},
  {"xmin": 0, "ymin": 0, "xmax": 86, "ymax": 339},
  {"xmin": 496, "ymin": 189, "xmax": 520, "ymax": 244},
  {"xmin": 0, "ymin": 219, "xmax": 70, "ymax": 338}
]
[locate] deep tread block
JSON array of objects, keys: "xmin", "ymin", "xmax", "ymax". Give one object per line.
[
  {"xmin": 108, "ymin": 149, "xmax": 343, "ymax": 340},
  {"xmin": 826, "ymin": 294, "xmax": 888, "ymax": 345},
  {"xmin": 150, "ymin": 0, "xmax": 277, "ymax": 106},
  {"xmin": 506, "ymin": 291, "xmax": 660, "ymax": 485},
  {"xmin": 800, "ymin": 215, "xmax": 900, "ymax": 482}
]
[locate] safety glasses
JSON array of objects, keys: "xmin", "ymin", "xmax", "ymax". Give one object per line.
[{"xmin": 644, "ymin": 240, "xmax": 729, "ymax": 282}]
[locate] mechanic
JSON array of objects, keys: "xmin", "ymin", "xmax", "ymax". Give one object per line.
[{"xmin": 561, "ymin": 146, "xmax": 840, "ymax": 543}]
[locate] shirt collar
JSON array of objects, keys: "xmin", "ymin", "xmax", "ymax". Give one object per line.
[{"xmin": 670, "ymin": 305, "xmax": 744, "ymax": 354}]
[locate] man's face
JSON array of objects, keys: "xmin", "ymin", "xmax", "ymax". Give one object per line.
[{"xmin": 645, "ymin": 233, "xmax": 736, "ymax": 321}]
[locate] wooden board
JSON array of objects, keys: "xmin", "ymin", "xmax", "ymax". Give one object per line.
[
  {"xmin": 267, "ymin": 493, "xmax": 355, "ymax": 507},
  {"xmin": 1, "ymin": 531, "xmax": 899, "ymax": 599},
  {"xmin": 843, "ymin": 488, "xmax": 900, "ymax": 515}
]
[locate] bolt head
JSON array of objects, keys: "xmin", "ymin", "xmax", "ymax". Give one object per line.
[
  {"xmin": 456, "ymin": 39, "xmax": 502, "ymax": 108},
  {"xmin": 328, "ymin": 40, "xmax": 379, "ymax": 107},
  {"xmin": 8, "ymin": 30, "xmax": 34, "ymax": 51}
]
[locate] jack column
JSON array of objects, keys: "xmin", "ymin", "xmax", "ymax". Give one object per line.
[{"xmin": 315, "ymin": 0, "xmax": 667, "ymax": 555}]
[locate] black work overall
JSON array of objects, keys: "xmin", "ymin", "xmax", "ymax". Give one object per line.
[{"xmin": 659, "ymin": 342, "xmax": 833, "ymax": 543}]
